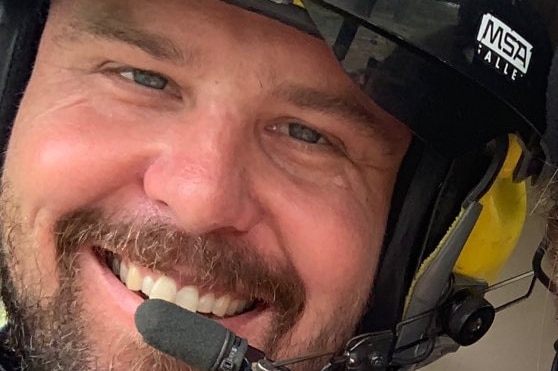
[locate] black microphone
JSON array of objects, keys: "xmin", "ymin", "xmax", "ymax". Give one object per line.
[{"xmin": 135, "ymin": 299, "xmax": 261, "ymax": 371}]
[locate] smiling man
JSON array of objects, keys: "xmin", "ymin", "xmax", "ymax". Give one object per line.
[
  {"xmin": 0, "ymin": 1, "xmax": 555, "ymax": 371},
  {"xmin": 1, "ymin": 0, "xmax": 411, "ymax": 369}
]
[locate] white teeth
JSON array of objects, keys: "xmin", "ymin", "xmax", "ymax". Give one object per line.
[
  {"xmin": 237, "ymin": 300, "xmax": 248, "ymax": 313},
  {"xmin": 142, "ymin": 276, "xmax": 155, "ymax": 296},
  {"xmin": 226, "ymin": 300, "xmax": 240, "ymax": 316},
  {"xmin": 175, "ymin": 286, "xmax": 199, "ymax": 312},
  {"xmin": 212, "ymin": 294, "xmax": 231, "ymax": 317},
  {"xmin": 150, "ymin": 276, "xmax": 177, "ymax": 302},
  {"xmin": 119, "ymin": 262, "xmax": 129, "ymax": 284},
  {"xmin": 111, "ymin": 258, "xmax": 253, "ymax": 317},
  {"xmin": 126, "ymin": 264, "xmax": 143, "ymax": 291},
  {"xmin": 198, "ymin": 293, "xmax": 216, "ymax": 314}
]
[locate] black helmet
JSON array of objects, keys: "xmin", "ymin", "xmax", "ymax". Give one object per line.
[{"xmin": 0, "ymin": 1, "xmax": 556, "ymax": 370}]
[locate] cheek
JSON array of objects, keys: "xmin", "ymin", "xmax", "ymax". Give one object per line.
[
  {"xmin": 277, "ymin": 178, "xmax": 388, "ymax": 306},
  {"xmin": 3, "ymin": 98, "xmax": 150, "ymax": 223}
]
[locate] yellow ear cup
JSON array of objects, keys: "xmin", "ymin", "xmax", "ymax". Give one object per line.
[{"xmin": 453, "ymin": 135, "xmax": 527, "ymax": 283}]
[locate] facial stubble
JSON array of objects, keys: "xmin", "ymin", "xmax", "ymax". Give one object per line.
[{"xmin": 0, "ymin": 185, "xmax": 368, "ymax": 370}]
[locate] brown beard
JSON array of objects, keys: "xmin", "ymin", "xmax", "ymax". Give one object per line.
[{"xmin": 0, "ymin": 186, "xmax": 368, "ymax": 371}]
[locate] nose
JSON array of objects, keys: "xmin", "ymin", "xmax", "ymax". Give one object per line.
[{"xmin": 143, "ymin": 108, "xmax": 262, "ymax": 235}]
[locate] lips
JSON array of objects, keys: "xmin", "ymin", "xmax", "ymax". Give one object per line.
[
  {"xmin": 55, "ymin": 209, "xmax": 303, "ymax": 327},
  {"xmin": 53, "ymin": 207, "xmax": 305, "ymax": 360}
]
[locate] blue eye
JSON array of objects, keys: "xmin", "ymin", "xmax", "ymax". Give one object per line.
[
  {"xmin": 288, "ymin": 123, "xmax": 324, "ymax": 144},
  {"xmin": 120, "ymin": 69, "xmax": 168, "ymax": 90},
  {"xmin": 268, "ymin": 122, "xmax": 330, "ymax": 146}
]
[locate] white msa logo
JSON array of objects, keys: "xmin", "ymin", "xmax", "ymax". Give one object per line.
[{"xmin": 476, "ymin": 14, "xmax": 533, "ymax": 81}]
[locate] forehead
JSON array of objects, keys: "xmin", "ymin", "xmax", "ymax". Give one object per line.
[
  {"xmin": 53, "ymin": 2, "xmax": 387, "ymax": 103},
  {"xmin": 60, "ymin": 0, "xmax": 316, "ymax": 46},
  {"xmin": 53, "ymin": 0, "xmax": 348, "ymax": 83}
]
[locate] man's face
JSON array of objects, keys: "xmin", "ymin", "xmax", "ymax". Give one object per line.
[{"xmin": 0, "ymin": 0, "xmax": 410, "ymax": 369}]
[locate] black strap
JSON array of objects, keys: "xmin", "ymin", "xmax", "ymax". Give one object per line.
[
  {"xmin": 545, "ymin": 49, "xmax": 558, "ymax": 164},
  {"xmin": 0, "ymin": 0, "xmax": 49, "ymax": 161},
  {"xmin": 357, "ymin": 140, "xmax": 450, "ymax": 334}
]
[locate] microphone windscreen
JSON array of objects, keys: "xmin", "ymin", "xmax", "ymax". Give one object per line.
[{"xmin": 135, "ymin": 299, "xmax": 231, "ymax": 371}]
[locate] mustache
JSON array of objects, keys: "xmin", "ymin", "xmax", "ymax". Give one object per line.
[{"xmin": 54, "ymin": 209, "xmax": 306, "ymax": 320}]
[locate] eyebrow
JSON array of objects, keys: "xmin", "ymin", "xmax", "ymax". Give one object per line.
[
  {"xmin": 273, "ymin": 84, "xmax": 392, "ymax": 140},
  {"xmin": 60, "ymin": 7, "xmax": 394, "ymax": 143},
  {"xmin": 65, "ymin": 12, "xmax": 193, "ymax": 66}
]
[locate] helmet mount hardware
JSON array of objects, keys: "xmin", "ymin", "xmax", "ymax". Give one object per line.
[{"xmin": 441, "ymin": 288, "xmax": 496, "ymax": 347}]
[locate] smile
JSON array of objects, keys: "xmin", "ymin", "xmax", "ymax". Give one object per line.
[{"xmin": 105, "ymin": 252, "xmax": 256, "ymax": 318}]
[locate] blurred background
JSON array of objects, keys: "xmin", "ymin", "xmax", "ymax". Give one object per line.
[{"xmin": 424, "ymin": 209, "xmax": 558, "ymax": 371}]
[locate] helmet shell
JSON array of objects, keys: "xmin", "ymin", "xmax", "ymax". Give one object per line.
[{"xmin": 304, "ymin": 0, "xmax": 553, "ymax": 157}]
